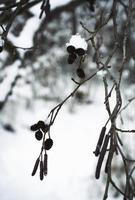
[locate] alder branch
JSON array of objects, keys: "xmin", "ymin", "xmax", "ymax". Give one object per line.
[
  {"xmin": 116, "ymin": 128, "xmax": 135, "ymax": 133},
  {"xmin": 0, "ymin": 74, "xmax": 21, "ymax": 111},
  {"xmin": 29, "ymin": 0, "xmax": 135, "ymax": 199},
  {"xmin": 46, "ymin": 65, "xmax": 108, "ymax": 126}
]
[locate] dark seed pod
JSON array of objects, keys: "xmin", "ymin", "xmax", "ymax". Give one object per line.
[
  {"xmin": 42, "ymin": 124, "xmax": 49, "ymax": 133},
  {"xmin": 44, "ymin": 138, "xmax": 53, "ymax": 150},
  {"xmin": 67, "ymin": 45, "xmax": 75, "ymax": 54},
  {"xmin": 95, "ymin": 135, "xmax": 110, "ymax": 179},
  {"xmin": 94, "ymin": 126, "xmax": 106, "ymax": 156},
  {"xmin": 76, "ymin": 68, "xmax": 85, "ymax": 79},
  {"xmin": 37, "ymin": 120, "xmax": 45, "ymax": 129},
  {"xmin": 44, "ymin": 153, "xmax": 48, "ymax": 176},
  {"xmin": 31, "ymin": 157, "xmax": 40, "ymax": 176},
  {"xmin": 30, "ymin": 123, "xmax": 39, "ymax": 131},
  {"xmin": 35, "ymin": 130, "xmax": 43, "ymax": 141},
  {"xmin": 67, "ymin": 53, "xmax": 77, "ymax": 64},
  {"xmin": 0, "ymin": 46, "xmax": 3, "ymax": 53},
  {"xmin": 37, "ymin": 121, "xmax": 49, "ymax": 133},
  {"xmin": 75, "ymin": 48, "xmax": 85, "ymax": 56},
  {"xmin": 40, "ymin": 160, "xmax": 44, "ymax": 181}
]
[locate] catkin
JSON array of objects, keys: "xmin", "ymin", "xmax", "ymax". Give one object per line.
[
  {"xmin": 44, "ymin": 153, "xmax": 48, "ymax": 176},
  {"xmin": 95, "ymin": 134, "xmax": 110, "ymax": 179},
  {"xmin": 105, "ymin": 145, "xmax": 115, "ymax": 174},
  {"xmin": 94, "ymin": 126, "xmax": 106, "ymax": 156},
  {"xmin": 31, "ymin": 157, "xmax": 40, "ymax": 176},
  {"xmin": 104, "ymin": 152, "xmax": 110, "ymax": 174},
  {"xmin": 40, "ymin": 160, "xmax": 44, "ymax": 181}
]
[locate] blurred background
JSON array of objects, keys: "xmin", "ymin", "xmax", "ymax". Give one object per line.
[{"xmin": 0, "ymin": 0, "xmax": 135, "ymax": 199}]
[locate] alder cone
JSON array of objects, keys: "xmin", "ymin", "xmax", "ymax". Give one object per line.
[
  {"xmin": 30, "ymin": 123, "xmax": 39, "ymax": 131},
  {"xmin": 44, "ymin": 138, "xmax": 53, "ymax": 150},
  {"xmin": 42, "ymin": 124, "xmax": 49, "ymax": 133},
  {"xmin": 35, "ymin": 130, "xmax": 43, "ymax": 140},
  {"xmin": 67, "ymin": 45, "xmax": 75, "ymax": 54},
  {"xmin": 75, "ymin": 48, "xmax": 85, "ymax": 56},
  {"xmin": 67, "ymin": 53, "xmax": 77, "ymax": 64},
  {"xmin": 37, "ymin": 121, "xmax": 49, "ymax": 133},
  {"xmin": 37, "ymin": 120, "xmax": 45, "ymax": 129}
]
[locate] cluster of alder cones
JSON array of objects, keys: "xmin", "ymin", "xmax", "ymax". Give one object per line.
[
  {"xmin": 67, "ymin": 45, "xmax": 86, "ymax": 79},
  {"xmin": 30, "ymin": 43, "xmax": 87, "ymax": 180},
  {"xmin": 30, "ymin": 121, "xmax": 53, "ymax": 180}
]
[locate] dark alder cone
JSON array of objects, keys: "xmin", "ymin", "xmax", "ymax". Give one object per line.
[
  {"xmin": 94, "ymin": 126, "xmax": 106, "ymax": 156},
  {"xmin": 44, "ymin": 153, "xmax": 48, "ymax": 176},
  {"xmin": 31, "ymin": 157, "xmax": 40, "ymax": 176},
  {"xmin": 44, "ymin": 138, "xmax": 53, "ymax": 150},
  {"xmin": 76, "ymin": 68, "xmax": 85, "ymax": 79},
  {"xmin": 35, "ymin": 130, "xmax": 43, "ymax": 141},
  {"xmin": 67, "ymin": 53, "xmax": 77, "ymax": 64},
  {"xmin": 40, "ymin": 160, "xmax": 44, "ymax": 181},
  {"xmin": 0, "ymin": 46, "xmax": 3, "ymax": 53},
  {"xmin": 37, "ymin": 121, "xmax": 49, "ymax": 133},
  {"xmin": 42, "ymin": 124, "xmax": 49, "ymax": 133},
  {"xmin": 95, "ymin": 134, "xmax": 110, "ymax": 179},
  {"xmin": 37, "ymin": 120, "xmax": 45, "ymax": 129},
  {"xmin": 75, "ymin": 48, "xmax": 85, "ymax": 56},
  {"xmin": 67, "ymin": 45, "xmax": 75, "ymax": 54},
  {"xmin": 30, "ymin": 123, "xmax": 39, "ymax": 131}
]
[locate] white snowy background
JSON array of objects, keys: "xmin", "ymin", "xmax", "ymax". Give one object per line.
[{"xmin": 0, "ymin": 87, "xmax": 108, "ymax": 200}]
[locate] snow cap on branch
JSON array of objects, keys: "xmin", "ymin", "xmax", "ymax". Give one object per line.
[{"xmin": 66, "ymin": 33, "xmax": 88, "ymax": 50}]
